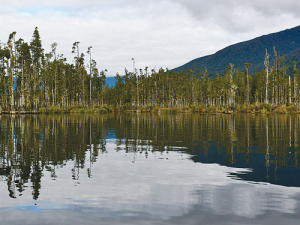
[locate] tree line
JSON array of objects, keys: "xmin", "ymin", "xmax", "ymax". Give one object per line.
[
  {"xmin": 0, "ymin": 27, "xmax": 106, "ymax": 112},
  {"xmin": 0, "ymin": 28, "xmax": 299, "ymax": 113}
]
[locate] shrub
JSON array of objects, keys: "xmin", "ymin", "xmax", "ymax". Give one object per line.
[
  {"xmin": 235, "ymin": 104, "xmax": 242, "ymax": 112},
  {"xmin": 152, "ymin": 107, "xmax": 159, "ymax": 113},
  {"xmin": 181, "ymin": 106, "xmax": 191, "ymax": 113},
  {"xmin": 97, "ymin": 104, "xmax": 111, "ymax": 112},
  {"xmin": 286, "ymin": 105, "xmax": 296, "ymax": 113},
  {"xmin": 39, "ymin": 107, "xmax": 46, "ymax": 113},
  {"xmin": 95, "ymin": 108, "xmax": 108, "ymax": 114},
  {"xmin": 85, "ymin": 108, "xmax": 95, "ymax": 113},
  {"xmin": 274, "ymin": 105, "xmax": 287, "ymax": 114},
  {"xmin": 69, "ymin": 105, "xmax": 84, "ymax": 113},
  {"xmin": 215, "ymin": 105, "xmax": 221, "ymax": 112},
  {"xmin": 260, "ymin": 103, "xmax": 272, "ymax": 112},
  {"xmin": 198, "ymin": 106, "xmax": 207, "ymax": 114},
  {"xmin": 140, "ymin": 104, "xmax": 152, "ymax": 112},
  {"xmin": 189, "ymin": 104, "xmax": 198, "ymax": 112},
  {"xmin": 260, "ymin": 107, "xmax": 267, "ymax": 114},
  {"xmin": 48, "ymin": 106, "xmax": 64, "ymax": 114}
]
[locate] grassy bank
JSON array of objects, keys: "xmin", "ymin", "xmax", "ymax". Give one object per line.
[
  {"xmin": 38, "ymin": 105, "xmax": 111, "ymax": 114},
  {"xmin": 1, "ymin": 103, "xmax": 300, "ymax": 115},
  {"xmin": 148, "ymin": 104, "xmax": 300, "ymax": 114}
]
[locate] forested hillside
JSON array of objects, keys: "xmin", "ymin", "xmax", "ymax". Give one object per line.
[
  {"xmin": 0, "ymin": 27, "xmax": 300, "ymax": 114},
  {"xmin": 173, "ymin": 25, "xmax": 300, "ymax": 78}
]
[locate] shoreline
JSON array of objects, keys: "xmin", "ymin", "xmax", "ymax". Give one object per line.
[{"xmin": 1, "ymin": 105, "xmax": 300, "ymax": 115}]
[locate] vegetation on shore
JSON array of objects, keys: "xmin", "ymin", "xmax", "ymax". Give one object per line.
[
  {"xmin": 1, "ymin": 28, "xmax": 300, "ymax": 115},
  {"xmin": 2, "ymin": 103, "xmax": 298, "ymax": 115}
]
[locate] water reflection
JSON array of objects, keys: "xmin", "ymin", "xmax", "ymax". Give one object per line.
[
  {"xmin": 1, "ymin": 114, "xmax": 300, "ymax": 224},
  {"xmin": 0, "ymin": 114, "xmax": 300, "ymax": 201},
  {"xmin": 191, "ymin": 114, "xmax": 300, "ymax": 186}
]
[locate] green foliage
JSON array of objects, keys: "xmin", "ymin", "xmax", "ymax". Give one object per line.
[
  {"xmin": 85, "ymin": 108, "xmax": 108, "ymax": 114},
  {"xmin": 189, "ymin": 104, "xmax": 198, "ymax": 112},
  {"xmin": 198, "ymin": 105, "xmax": 208, "ymax": 114},
  {"xmin": 274, "ymin": 106, "xmax": 287, "ymax": 114},
  {"xmin": 286, "ymin": 105, "xmax": 296, "ymax": 113},
  {"xmin": 69, "ymin": 105, "xmax": 84, "ymax": 113},
  {"xmin": 235, "ymin": 104, "xmax": 242, "ymax": 112},
  {"xmin": 94, "ymin": 108, "xmax": 108, "ymax": 114},
  {"xmin": 151, "ymin": 107, "xmax": 192, "ymax": 114},
  {"xmin": 39, "ymin": 107, "xmax": 46, "ymax": 113},
  {"xmin": 48, "ymin": 106, "xmax": 64, "ymax": 114},
  {"xmin": 140, "ymin": 104, "xmax": 153, "ymax": 112},
  {"xmin": 259, "ymin": 103, "xmax": 272, "ymax": 112},
  {"xmin": 260, "ymin": 108, "xmax": 267, "ymax": 114}
]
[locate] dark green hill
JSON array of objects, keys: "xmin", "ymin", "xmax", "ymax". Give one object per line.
[{"xmin": 172, "ymin": 25, "xmax": 300, "ymax": 77}]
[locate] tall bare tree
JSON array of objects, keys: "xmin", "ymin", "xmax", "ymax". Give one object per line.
[{"xmin": 264, "ymin": 49, "xmax": 270, "ymax": 104}]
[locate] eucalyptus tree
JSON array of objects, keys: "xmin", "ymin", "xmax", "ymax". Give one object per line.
[
  {"xmin": 182, "ymin": 68, "xmax": 193, "ymax": 107},
  {"xmin": 253, "ymin": 70, "xmax": 266, "ymax": 104},
  {"xmin": 15, "ymin": 38, "xmax": 24, "ymax": 110},
  {"xmin": 16, "ymin": 40, "xmax": 31, "ymax": 111},
  {"xmin": 224, "ymin": 63, "xmax": 236, "ymax": 108},
  {"xmin": 272, "ymin": 47, "xmax": 279, "ymax": 104},
  {"xmin": 244, "ymin": 63, "xmax": 252, "ymax": 105},
  {"xmin": 293, "ymin": 62, "xmax": 299, "ymax": 109},
  {"xmin": 274, "ymin": 53, "xmax": 289, "ymax": 105},
  {"xmin": 0, "ymin": 44, "xmax": 10, "ymax": 111},
  {"xmin": 30, "ymin": 27, "xmax": 44, "ymax": 111},
  {"xmin": 138, "ymin": 68, "xmax": 147, "ymax": 108},
  {"xmin": 64, "ymin": 63, "xmax": 77, "ymax": 106},
  {"xmin": 131, "ymin": 58, "xmax": 140, "ymax": 109},
  {"xmin": 143, "ymin": 66, "xmax": 151, "ymax": 106},
  {"xmin": 51, "ymin": 43, "xmax": 58, "ymax": 105},
  {"xmin": 43, "ymin": 52, "xmax": 53, "ymax": 112},
  {"xmin": 155, "ymin": 68, "xmax": 165, "ymax": 107},
  {"xmin": 88, "ymin": 59, "xmax": 101, "ymax": 107},
  {"xmin": 264, "ymin": 49, "xmax": 270, "ymax": 104},
  {"xmin": 87, "ymin": 46, "xmax": 92, "ymax": 108},
  {"xmin": 72, "ymin": 41, "xmax": 85, "ymax": 106},
  {"xmin": 57, "ymin": 54, "xmax": 67, "ymax": 109},
  {"xmin": 123, "ymin": 68, "xmax": 133, "ymax": 108},
  {"xmin": 114, "ymin": 73, "xmax": 124, "ymax": 107},
  {"xmin": 99, "ymin": 69, "xmax": 106, "ymax": 106},
  {"xmin": 234, "ymin": 70, "xmax": 246, "ymax": 105},
  {"xmin": 7, "ymin": 32, "xmax": 17, "ymax": 111},
  {"xmin": 215, "ymin": 73, "xmax": 225, "ymax": 106},
  {"xmin": 72, "ymin": 42, "xmax": 80, "ymax": 104}
]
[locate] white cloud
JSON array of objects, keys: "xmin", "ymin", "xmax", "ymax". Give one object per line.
[{"xmin": 0, "ymin": 0, "xmax": 299, "ymax": 76}]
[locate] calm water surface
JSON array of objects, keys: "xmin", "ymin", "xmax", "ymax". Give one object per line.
[{"xmin": 0, "ymin": 113, "xmax": 300, "ymax": 225}]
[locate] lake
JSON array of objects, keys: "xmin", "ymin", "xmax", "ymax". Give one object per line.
[{"xmin": 0, "ymin": 113, "xmax": 300, "ymax": 225}]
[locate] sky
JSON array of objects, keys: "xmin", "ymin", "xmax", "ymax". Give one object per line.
[{"xmin": 1, "ymin": 0, "xmax": 300, "ymax": 76}]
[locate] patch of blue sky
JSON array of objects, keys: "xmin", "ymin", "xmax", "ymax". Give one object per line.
[
  {"xmin": 17, "ymin": 7, "xmax": 86, "ymax": 18},
  {"xmin": 17, "ymin": 7, "xmax": 66, "ymax": 15}
]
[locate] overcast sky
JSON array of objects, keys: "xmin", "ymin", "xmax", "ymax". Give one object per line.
[{"xmin": 1, "ymin": 0, "xmax": 300, "ymax": 76}]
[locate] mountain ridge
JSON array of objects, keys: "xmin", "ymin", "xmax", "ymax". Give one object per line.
[{"xmin": 172, "ymin": 25, "xmax": 300, "ymax": 77}]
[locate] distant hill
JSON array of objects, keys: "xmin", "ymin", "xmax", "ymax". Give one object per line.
[
  {"xmin": 172, "ymin": 25, "xmax": 300, "ymax": 77},
  {"xmin": 106, "ymin": 76, "xmax": 117, "ymax": 87}
]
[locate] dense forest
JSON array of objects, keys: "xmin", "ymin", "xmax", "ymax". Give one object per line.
[{"xmin": 0, "ymin": 27, "xmax": 300, "ymax": 113}]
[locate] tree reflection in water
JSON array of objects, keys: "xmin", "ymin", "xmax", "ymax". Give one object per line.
[{"xmin": 0, "ymin": 113, "xmax": 300, "ymax": 199}]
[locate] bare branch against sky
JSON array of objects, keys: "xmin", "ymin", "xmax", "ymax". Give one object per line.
[{"xmin": 1, "ymin": 0, "xmax": 299, "ymax": 76}]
